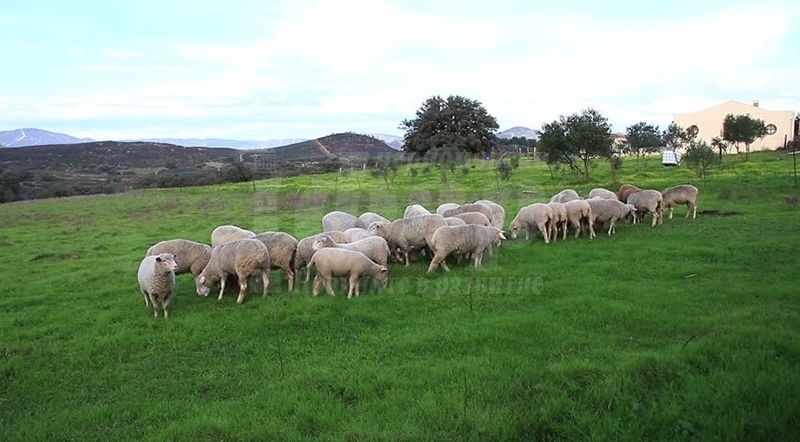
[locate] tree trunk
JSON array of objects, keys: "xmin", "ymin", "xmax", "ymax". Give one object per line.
[{"xmin": 582, "ymin": 157, "xmax": 590, "ymax": 181}]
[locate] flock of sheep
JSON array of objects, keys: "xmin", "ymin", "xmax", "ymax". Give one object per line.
[{"xmin": 137, "ymin": 183, "xmax": 699, "ymax": 318}]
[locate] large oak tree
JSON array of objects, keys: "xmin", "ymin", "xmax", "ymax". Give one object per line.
[{"xmin": 537, "ymin": 108, "xmax": 612, "ymax": 181}]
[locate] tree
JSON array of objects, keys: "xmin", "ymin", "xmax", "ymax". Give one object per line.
[
  {"xmin": 537, "ymin": 108, "xmax": 612, "ymax": 181},
  {"xmin": 683, "ymin": 140, "xmax": 719, "ymax": 182},
  {"xmin": 710, "ymin": 136, "xmax": 729, "ymax": 161},
  {"xmin": 495, "ymin": 153, "xmax": 520, "ymax": 186},
  {"xmin": 369, "ymin": 155, "xmax": 399, "ymax": 189},
  {"xmin": 624, "ymin": 122, "xmax": 662, "ymax": 166},
  {"xmin": 722, "ymin": 114, "xmax": 768, "ymax": 159},
  {"xmin": 662, "ymin": 122, "xmax": 696, "ymax": 151},
  {"xmin": 400, "ymin": 95, "xmax": 499, "ymax": 158},
  {"xmin": 425, "ymin": 144, "xmax": 469, "ymax": 189}
]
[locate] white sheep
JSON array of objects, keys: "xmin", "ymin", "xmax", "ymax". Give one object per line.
[
  {"xmin": 253, "ymin": 231, "xmax": 298, "ymax": 292},
  {"xmin": 562, "ymin": 200, "xmax": 595, "ymax": 239},
  {"xmin": 475, "ymin": 199, "xmax": 506, "ymax": 228},
  {"xmin": 308, "ymin": 248, "xmax": 388, "ymax": 299},
  {"xmin": 587, "ymin": 188, "xmax": 617, "ymax": 200},
  {"xmin": 453, "ymin": 211, "xmax": 491, "ymax": 226},
  {"xmin": 321, "ymin": 211, "xmax": 365, "ymax": 232},
  {"xmin": 549, "ymin": 189, "xmax": 581, "ymax": 203},
  {"xmin": 210, "ymin": 225, "xmax": 256, "ymax": 247},
  {"xmin": 403, "ymin": 204, "xmax": 432, "ymax": 218},
  {"xmin": 436, "ymin": 202, "xmax": 460, "ymax": 216},
  {"xmin": 546, "ymin": 202, "xmax": 568, "ymax": 241},
  {"xmin": 627, "ymin": 189, "xmax": 663, "ymax": 227},
  {"xmin": 441, "ymin": 202, "xmax": 494, "ymax": 222},
  {"xmin": 312, "ymin": 235, "xmax": 390, "ymax": 266},
  {"xmin": 617, "ymin": 184, "xmax": 642, "ymax": 203},
  {"xmin": 509, "ymin": 203, "xmax": 553, "ymax": 243},
  {"xmin": 137, "ymin": 253, "xmax": 178, "ymax": 318},
  {"xmin": 196, "ymin": 239, "xmax": 271, "ymax": 304},
  {"xmin": 358, "ymin": 212, "xmax": 389, "ymax": 227},
  {"xmin": 146, "ymin": 239, "xmax": 211, "ymax": 295},
  {"xmin": 586, "ymin": 198, "xmax": 637, "ymax": 235},
  {"xmin": 445, "ymin": 217, "xmax": 467, "ymax": 226},
  {"xmin": 662, "ymin": 184, "xmax": 699, "ymax": 219},
  {"xmin": 427, "ymin": 225, "xmax": 506, "ymax": 272},
  {"xmin": 367, "ymin": 214, "xmax": 447, "ymax": 265},
  {"xmin": 344, "ymin": 227, "xmax": 372, "ymax": 242},
  {"xmin": 296, "ymin": 231, "xmax": 350, "ymax": 283}
]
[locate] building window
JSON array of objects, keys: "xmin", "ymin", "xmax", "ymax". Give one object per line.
[
  {"xmin": 687, "ymin": 125, "xmax": 699, "ymax": 136},
  {"xmin": 765, "ymin": 124, "xmax": 777, "ymax": 135}
]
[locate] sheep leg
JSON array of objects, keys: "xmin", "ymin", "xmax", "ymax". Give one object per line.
[
  {"xmin": 261, "ymin": 270, "xmax": 269, "ymax": 298},
  {"xmin": 323, "ymin": 276, "xmax": 335, "ymax": 296},
  {"xmin": 141, "ymin": 290, "xmax": 150, "ymax": 306},
  {"xmin": 312, "ymin": 274, "xmax": 321, "ymax": 297},
  {"xmin": 162, "ymin": 292, "xmax": 172, "ymax": 319},
  {"xmin": 284, "ymin": 268, "xmax": 295, "ymax": 292},
  {"xmin": 691, "ymin": 203, "xmax": 697, "ymax": 219},
  {"xmin": 539, "ymin": 221, "xmax": 549, "ymax": 244},
  {"xmin": 236, "ymin": 278, "xmax": 247, "ymax": 304},
  {"xmin": 669, "ymin": 207, "xmax": 674, "ymax": 219},
  {"xmin": 147, "ymin": 293, "xmax": 159, "ymax": 317},
  {"xmin": 403, "ymin": 250, "xmax": 410, "ymax": 266},
  {"xmin": 218, "ymin": 277, "xmax": 227, "ymax": 301},
  {"xmin": 304, "ymin": 266, "xmax": 312, "ymax": 283}
]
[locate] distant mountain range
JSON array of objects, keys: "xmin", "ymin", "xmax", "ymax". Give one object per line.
[
  {"xmin": 0, "ymin": 128, "xmax": 93, "ymax": 147},
  {"xmin": 498, "ymin": 126, "xmax": 539, "ymax": 140}
]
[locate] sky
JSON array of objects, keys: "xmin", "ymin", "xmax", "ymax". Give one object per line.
[{"xmin": 1, "ymin": 0, "xmax": 799, "ymax": 141}]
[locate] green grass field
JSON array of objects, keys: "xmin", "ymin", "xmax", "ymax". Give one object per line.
[{"xmin": 1, "ymin": 153, "xmax": 799, "ymax": 440}]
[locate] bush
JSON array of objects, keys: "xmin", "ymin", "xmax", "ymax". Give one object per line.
[{"xmin": 683, "ymin": 141, "xmax": 719, "ymax": 180}]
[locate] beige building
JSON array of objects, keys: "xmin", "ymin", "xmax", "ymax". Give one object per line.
[{"xmin": 674, "ymin": 100, "xmax": 796, "ymax": 151}]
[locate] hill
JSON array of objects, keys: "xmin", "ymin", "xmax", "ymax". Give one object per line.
[
  {"xmin": 498, "ymin": 126, "xmax": 538, "ymax": 140},
  {"xmin": 267, "ymin": 132, "xmax": 398, "ymax": 160},
  {"xmin": 0, "ymin": 128, "xmax": 93, "ymax": 147}
]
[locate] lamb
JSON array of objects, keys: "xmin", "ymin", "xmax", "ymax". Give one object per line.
[
  {"xmin": 475, "ymin": 199, "xmax": 506, "ymax": 228},
  {"xmin": 344, "ymin": 227, "xmax": 372, "ymax": 242},
  {"xmin": 562, "ymin": 200, "xmax": 596, "ymax": 239},
  {"xmin": 312, "ymin": 235, "xmax": 391, "ymax": 266},
  {"xmin": 137, "ymin": 253, "xmax": 178, "ymax": 318},
  {"xmin": 436, "ymin": 203, "xmax": 460, "ymax": 216},
  {"xmin": 662, "ymin": 184, "xmax": 699, "ymax": 219},
  {"xmin": 296, "ymin": 230, "xmax": 350, "ymax": 282},
  {"xmin": 508, "ymin": 203, "xmax": 553, "ymax": 243},
  {"xmin": 445, "ymin": 217, "xmax": 467, "ymax": 226},
  {"xmin": 145, "ymin": 239, "xmax": 211, "ymax": 295},
  {"xmin": 586, "ymin": 198, "xmax": 637, "ymax": 236},
  {"xmin": 627, "ymin": 189, "xmax": 663, "ymax": 227},
  {"xmin": 196, "ymin": 238, "xmax": 271, "ymax": 304},
  {"xmin": 252, "ymin": 231, "xmax": 298, "ymax": 292},
  {"xmin": 546, "ymin": 202, "xmax": 568, "ymax": 241},
  {"xmin": 210, "ymin": 225, "xmax": 256, "ymax": 247},
  {"xmin": 588, "ymin": 188, "xmax": 617, "ymax": 200},
  {"xmin": 427, "ymin": 225, "xmax": 506, "ymax": 272},
  {"xmin": 453, "ymin": 211, "xmax": 491, "ymax": 226},
  {"xmin": 358, "ymin": 212, "xmax": 389, "ymax": 227},
  {"xmin": 308, "ymin": 248, "xmax": 388, "ymax": 299},
  {"xmin": 403, "ymin": 204, "xmax": 431, "ymax": 218},
  {"xmin": 441, "ymin": 203, "xmax": 494, "ymax": 222},
  {"xmin": 617, "ymin": 184, "xmax": 642, "ymax": 203},
  {"xmin": 321, "ymin": 211, "xmax": 365, "ymax": 232},
  {"xmin": 549, "ymin": 189, "xmax": 581, "ymax": 203},
  {"xmin": 367, "ymin": 214, "xmax": 447, "ymax": 265}
]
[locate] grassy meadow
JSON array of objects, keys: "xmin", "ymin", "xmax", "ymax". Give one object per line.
[{"xmin": 1, "ymin": 152, "xmax": 799, "ymax": 440}]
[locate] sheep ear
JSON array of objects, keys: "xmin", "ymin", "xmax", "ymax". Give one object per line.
[{"xmin": 155, "ymin": 256, "xmax": 163, "ymax": 262}]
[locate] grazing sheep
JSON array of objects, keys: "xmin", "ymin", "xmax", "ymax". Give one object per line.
[
  {"xmin": 367, "ymin": 214, "xmax": 447, "ymax": 265},
  {"xmin": 549, "ymin": 189, "xmax": 581, "ymax": 203},
  {"xmin": 547, "ymin": 202, "xmax": 568, "ymax": 241},
  {"xmin": 588, "ymin": 188, "xmax": 617, "ymax": 200},
  {"xmin": 196, "ymin": 239, "xmax": 271, "ymax": 304},
  {"xmin": 436, "ymin": 202, "xmax": 460, "ymax": 216},
  {"xmin": 296, "ymin": 231, "xmax": 350, "ymax": 283},
  {"xmin": 475, "ymin": 199, "xmax": 506, "ymax": 228},
  {"xmin": 453, "ymin": 211, "xmax": 491, "ymax": 226},
  {"xmin": 441, "ymin": 202, "xmax": 494, "ymax": 222},
  {"xmin": 509, "ymin": 203, "xmax": 553, "ymax": 243},
  {"xmin": 321, "ymin": 211, "xmax": 365, "ymax": 232},
  {"xmin": 253, "ymin": 231, "xmax": 298, "ymax": 292},
  {"xmin": 627, "ymin": 189, "xmax": 663, "ymax": 227},
  {"xmin": 562, "ymin": 200, "xmax": 596, "ymax": 239},
  {"xmin": 358, "ymin": 212, "xmax": 390, "ymax": 227},
  {"xmin": 344, "ymin": 227, "xmax": 372, "ymax": 242},
  {"xmin": 308, "ymin": 248, "xmax": 388, "ymax": 299},
  {"xmin": 445, "ymin": 217, "xmax": 467, "ymax": 226},
  {"xmin": 146, "ymin": 239, "xmax": 211, "ymax": 295},
  {"xmin": 211, "ymin": 225, "xmax": 256, "ymax": 247},
  {"xmin": 617, "ymin": 184, "xmax": 642, "ymax": 203},
  {"xmin": 312, "ymin": 235, "xmax": 391, "ymax": 266},
  {"xmin": 662, "ymin": 184, "xmax": 699, "ymax": 219},
  {"xmin": 403, "ymin": 204, "xmax": 432, "ymax": 218},
  {"xmin": 427, "ymin": 225, "xmax": 506, "ymax": 272},
  {"xmin": 586, "ymin": 198, "xmax": 637, "ymax": 236},
  {"xmin": 137, "ymin": 253, "xmax": 178, "ymax": 318}
]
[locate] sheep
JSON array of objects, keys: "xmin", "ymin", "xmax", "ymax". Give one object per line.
[
  {"xmin": 308, "ymin": 248, "xmax": 388, "ymax": 299},
  {"xmin": 296, "ymin": 230, "xmax": 350, "ymax": 283},
  {"xmin": 427, "ymin": 225, "xmax": 506, "ymax": 272},
  {"xmin": 436, "ymin": 203, "xmax": 460, "ymax": 216},
  {"xmin": 445, "ymin": 217, "xmax": 467, "ymax": 226},
  {"xmin": 312, "ymin": 235, "xmax": 391, "ymax": 266},
  {"xmin": 586, "ymin": 198, "xmax": 637, "ymax": 236},
  {"xmin": 508, "ymin": 203, "xmax": 552, "ymax": 243},
  {"xmin": 137, "ymin": 253, "xmax": 178, "ymax": 318},
  {"xmin": 662, "ymin": 184, "xmax": 699, "ymax": 219},
  {"xmin": 321, "ymin": 211, "xmax": 365, "ymax": 232},
  {"xmin": 547, "ymin": 202, "xmax": 568, "ymax": 241},
  {"xmin": 475, "ymin": 199, "xmax": 506, "ymax": 228},
  {"xmin": 403, "ymin": 204, "xmax": 432, "ymax": 218},
  {"xmin": 196, "ymin": 239, "xmax": 270, "ymax": 304},
  {"xmin": 627, "ymin": 189, "xmax": 664, "ymax": 227},
  {"xmin": 367, "ymin": 214, "xmax": 447, "ymax": 266},
  {"xmin": 549, "ymin": 189, "xmax": 581, "ymax": 203},
  {"xmin": 441, "ymin": 202, "xmax": 494, "ymax": 222},
  {"xmin": 617, "ymin": 184, "xmax": 642, "ymax": 203},
  {"xmin": 588, "ymin": 187, "xmax": 617, "ymax": 200},
  {"xmin": 453, "ymin": 211, "xmax": 491, "ymax": 226},
  {"xmin": 252, "ymin": 231, "xmax": 298, "ymax": 292},
  {"xmin": 211, "ymin": 225, "xmax": 255, "ymax": 247},
  {"xmin": 562, "ymin": 200, "xmax": 596, "ymax": 239},
  {"xmin": 358, "ymin": 212, "xmax": 389, "ymax": 227},
  {"xmin": 145, "ymin": 239, "xmax": 211, "ymax": 295},
  {"xmin": 344, "ymin": 227, "xmax": 372, "ymax": 242}
]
